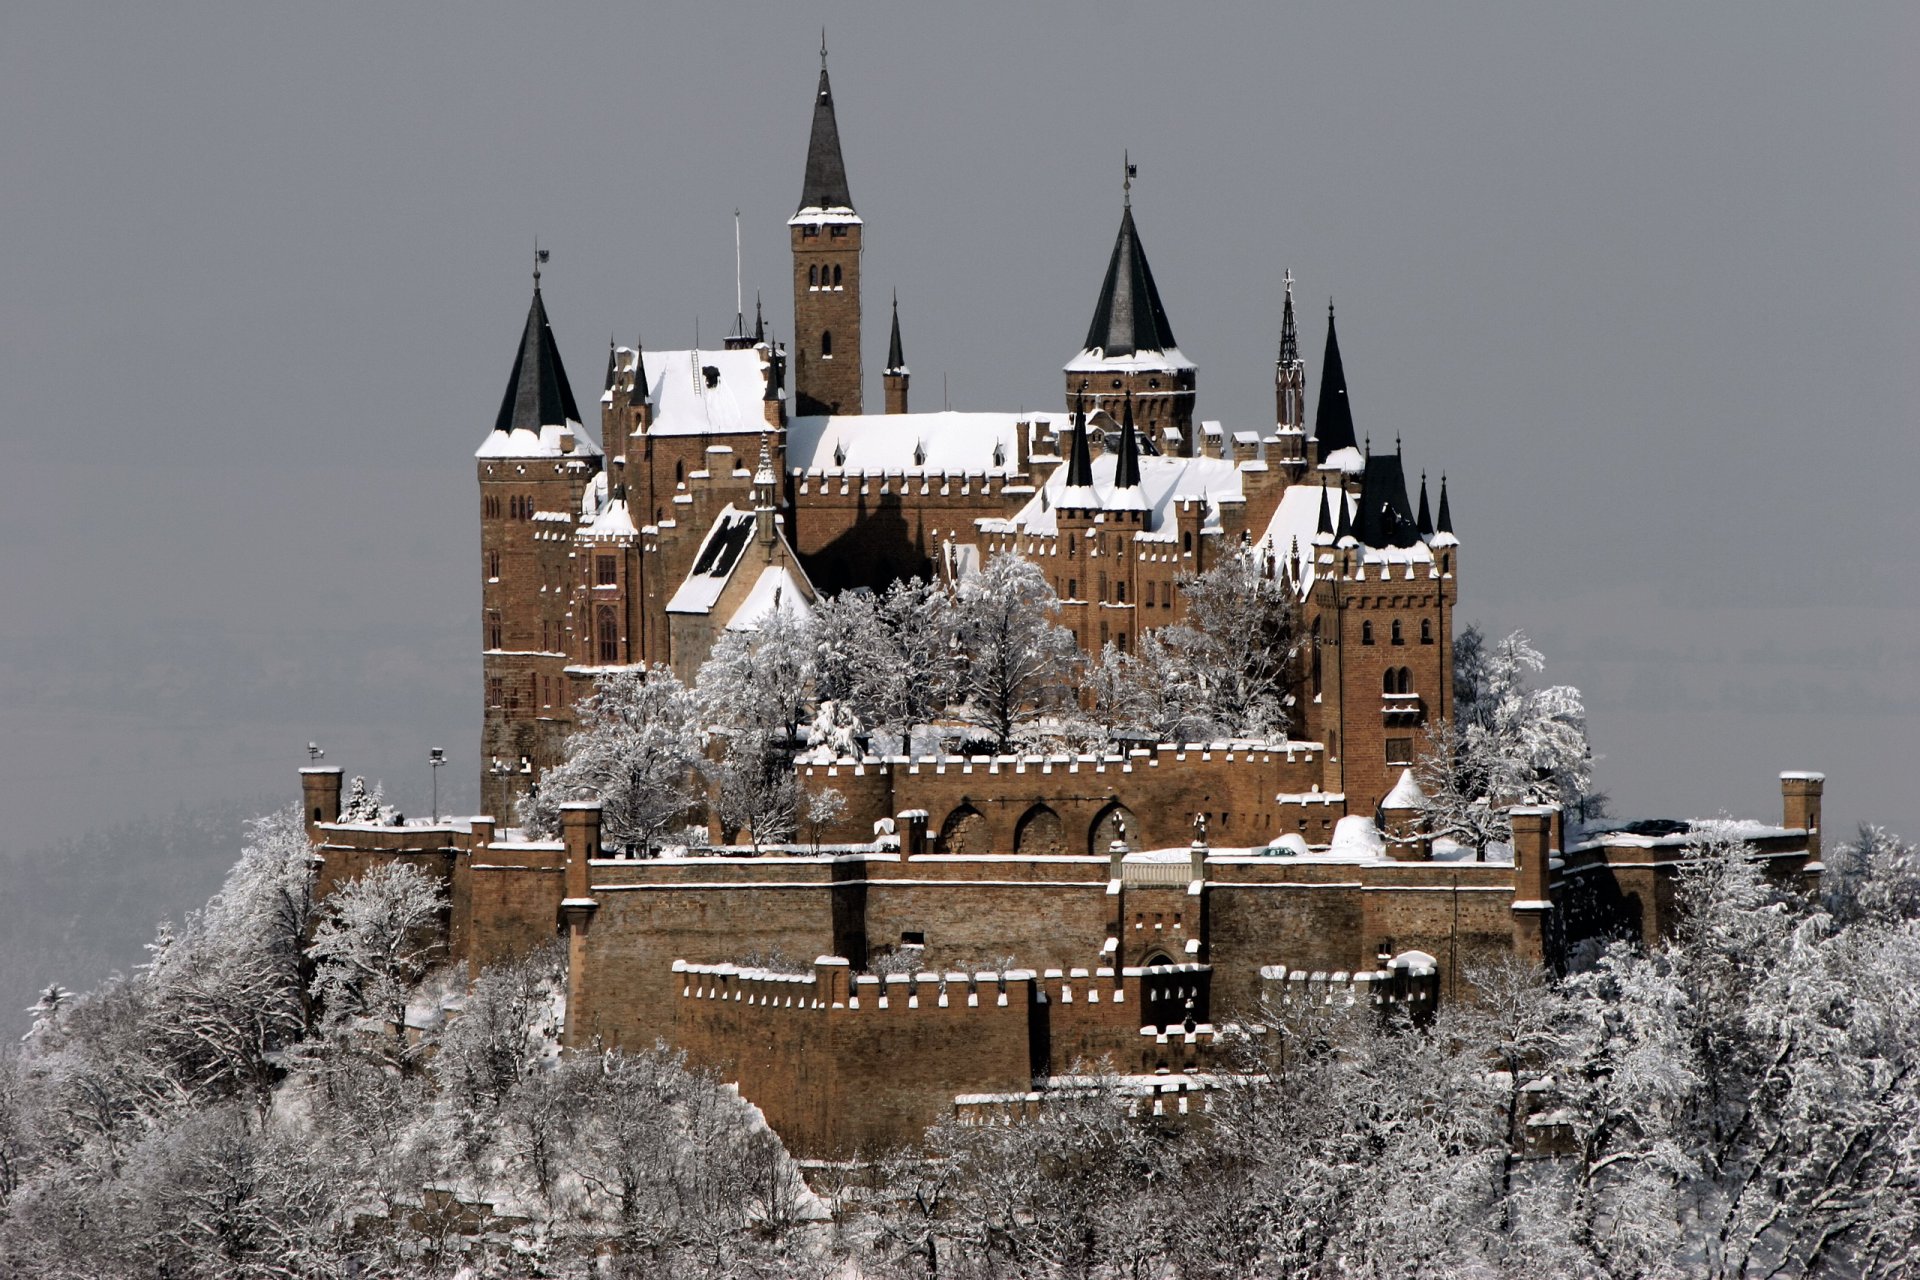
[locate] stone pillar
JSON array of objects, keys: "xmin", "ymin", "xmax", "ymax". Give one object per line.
[
  {"xmin": 1509, "ymin": 805, "xmax": 1557, "ymax": 964},
  {"xmin": 559, "ymin": 801, "xmax": 602, "ymax": 1048},
  {"xmin": 1781, "ymin": 772, "xmax": 1825, "ymax": 862},
  {"xmin": 814, "ymin": 955, "xmax": 850, "ymax": 1008},
  {"xmin": 899, "ymin": 809, "xmax": 928, "ymax": 859},
  {"xmin": 300, "ymin": 767, "xmax": 343, "ymax": 839}
]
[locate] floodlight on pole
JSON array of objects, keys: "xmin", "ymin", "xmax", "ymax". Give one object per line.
[
  {"xmin": 307, "ymin": 742, "xmax": 324, "ymax": 764},
  {"xmin": 429, "ymin": 748, "xmax": 446, "ymax": 822}
]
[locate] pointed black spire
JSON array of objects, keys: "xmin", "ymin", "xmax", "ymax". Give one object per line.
[
  {"xmin": 1082, "ymin": 205, "xmax": 1178, "ymax": 358},
  {"xmin": 1065, "ymin": 390, "xmax": 1096, "ymax": 488},
  {"xmin": 492, "ymin": 284, "xmax": 582, "ymax": 435},
  {"xmin": 1416, "ymin": 472, "xmax": 1433, "ymax": 537},
  {"xmin": 1334, "ymin": 485, "xmax": 1354, "ymax": 543},
  {"xmin": 1317, "ymin": 479, "xmax": 1333, "ymax": 537},
  {"xmin": 1314, "ymin": 300, "xmax": 1357, "ymax": 460},
  {"xmin": 1436, "ymin": 475, "xmax": 1453, "ymax": 535},
  {"xmin": 886, "ymin": 291, "xmax": 906, "ymax": 374},
  {"xmin": 754, "ymin": 293, "xmax": 766, "ymax": 343},
  {"xmin": 764, "ymin": 335, "xmax": 784, "ymax": 402},
  {"xmin": 632, "ymin": 337, "xmax": 650, "ymax": 404},
  {"xmin": 798, "ymin": 52, "xmax": 854, "ymax": 212},
  {"xmin": 1114, "ymin": 393, "xmax": 1143, "ymax": 490},
  {"xmin": 1355, "ymin": 450, "xmax": 1420, "ymax": 549},
  {"xmin": 603, "ymin": 333, "xmax": 616, "ymax": 393}
]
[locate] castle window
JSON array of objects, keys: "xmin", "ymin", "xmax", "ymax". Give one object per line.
[
  {"xmin": 1116, "ymin": 580, "xmax": 1126, "ymax": 603},
  {"xmin": 675, "ymin": 460, "xmax": 684, "ymax": 483},
  {"xmin": 1068, "ymin": 578, "xmax": 1078, "ymax": 599},
  {"xmin": 596, "ymin": 555, "xmax": 617, "ymax": 586},
  {"xmin": 1383, "ymin": 670, "xmax": 1396, "ymax": 695},
  {"xmin": 833, "ymin": 264, "xmax": 843, "ymax": 285},
  {"xmin": 808, "ymin": 265, "xmax": 818, "ymax": 286},
  {"xmin": 802, "ymin": 224, "xmax": 819, "ymax": 238},
  {"xmin": 1182, "ymin": 532, "xmax": 1192, "ymax": 553},
  {"xmin": 1386, "ymin": 737, "xmax": 1414, "ymax": 765},
  {"xmin": 901, "ymin": 931, "xmax": 925, "ymax": 946},
  {"xmin": 487, "ymin": 611, "xmax": 502, "ymax": 649},
  {"xmin": 1421, "ymin": 618, "xmax": 1434, "ymax": 645},
  {"xmin": 1391, "ymin": 619, "xmax": 1405, "ymax": 645},
  {"xmin": 1362, "ymin": 621, "xmax": 1374, "ymax": 645},
  {"xmin": 829, "ymin": 224, "xmax": 847, "ymax": 238},
  {"xmin": 1149, "ymin": 378, "xmax": 1160, "ymax": 389},
  {"xmin": 1098, "ymin": 572, "xmax": 1107, "ymax": 600},
  {"xmin": 1111, "ymin": 378, "xmax": 1123, "ymax": 390},
  {"xmin": 1328, "ymin": 730, "xmax": 1337, "ymax": 759},
  {"xmin": 597, "ymin": 605, "xmax": 618, "ymax": 664},
  {"xmin": 486, "ymin": 550, "xmax": 500, "ymax": 580},
  {"xmin": 821, "ymin": 330, "xmax": 833, "ymax": 358},
  {"xmin": 1100, "ymin": 621, "xmax": 1110, "ymax": 647},
  {"xmin": 488, "ymin": 677, "xmax": 504, "ymax": 708},
  {"xmin": 1119, "ymin": 632, "xmax": 1130, "ymax": 653}
]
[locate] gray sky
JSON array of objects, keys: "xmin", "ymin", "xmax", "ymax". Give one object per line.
[{"xmin": 2, "ymin": 2, "xmax": 1915, "ymax": 867}]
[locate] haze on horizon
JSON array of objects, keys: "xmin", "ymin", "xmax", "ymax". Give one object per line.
[{"xmin": 1, "ymin": 4, "xmax": 1914, "ymax": 963}]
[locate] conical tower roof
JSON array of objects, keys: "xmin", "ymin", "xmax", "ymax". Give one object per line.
[
  {"xmin": 1080, "ymin": 205, "xmax": 1178, "ymax": 360},
  {"xmin": 1314, "ymin": 301, "xmax": 1357, "ymax": 460},
  {"xmin": 1114, "ymin": 393, "xmax": 1143, "ymax": 491},
  {"xmin": 885, "ymin": 292, "xmax": 907, "ymax": 374},
  {"xmin": 1416, "ymin": 472, "xmax": 1433, "ymax": 538},
  {"xmin": 492, "ymin": 285, "xmax": 583, "ymax": 436},
  {"xmin": 797, "ymin": 59, "xmax": 854, "ymax": 213}
]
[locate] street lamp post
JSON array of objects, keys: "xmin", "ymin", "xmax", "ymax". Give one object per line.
[{"xmin": 429, "ymin": 748, "xmax": 446, "ymax": 822}]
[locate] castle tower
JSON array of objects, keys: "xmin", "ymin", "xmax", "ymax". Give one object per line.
[
  {"xmin": 1313, "ymin": 301, "xmax": 1360, "ymax": 471},
  {"xmin": 790, "ymin": 44, "xmax": 862, "ymax": 417},
  {"xmin": 1064, "ymin": 182, "xmax": 1196, "ymax": 452},
  {"xmin": 1276, "ymin": 271, "xmax": 1306, "ymax": 434},
  {"xmin": 883, "ymin": 292, "xmax": 909, "ymax": 414},
  {"xmin": 476, "ymin": 271, "xmax": 603, "ymax": 820}
]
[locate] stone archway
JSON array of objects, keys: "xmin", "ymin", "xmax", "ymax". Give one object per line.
[
  {"xmin": 1088, "ymin": 801, "xmax": 1138, "ymax": 856},
  {"xmin": 940, "ymin": 803, "xmax": 989, "ymax": 855},
  {"xmin": 1014, "ymin": 803, "xmax": 1065, "ymax": 856}
]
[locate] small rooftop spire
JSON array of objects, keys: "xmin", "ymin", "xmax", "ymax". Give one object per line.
[
  {"xmin": 1279, "ymin": 270, "xmax": 1298, "ymax": 366},
  {"xmin": 1334, "ymin": 485, "xmax": 1355, "ymax": 544},
  {"xmin": 1114, "ymin": 392, "xmax": 1143, "ymax": 490},
  {"xmin": 1123, "ymin": 150, "xmax": 1135, "ymax": 208},
  {"xmin": 1314, "ymin": 298, "xmax": 1357, "ymax": 460},
  {"xmin": 885, "ymin": 290, "xmax": 906, "ymax": 374},
  {"xmin": 1065, "ymin": 387, "xmax": 1096, "ymax": 489},
  {"xmin": 1316, "ymin": 479, "xmax": 1333, "ymax": 538},
  {"xmin": 1416, "ymin": 471, "xmax": 1434, "ymax": 537},
  {"xmin": 603, "ymin": 333, "xmax": 616, "ymax": 393},
  {"xmin": 632, "ymin": 336, "xmax": 649, "ymax": 404},
  {"xmin": 754, "ymin": 293, "xmax": 766, "ymax": 343},
  {"xmin": 1436, "ymin": 474, "xmax": 1453, "ymax": 535}
]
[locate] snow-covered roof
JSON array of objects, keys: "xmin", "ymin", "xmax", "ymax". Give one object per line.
[
  {"xmin": 1381, "ymin": 768, "xmax": 1426, "ymax": 810},
  {"xmin": 581, "ymin": 496, "xmax": 637, "ymax": 539},
  {"xmin": 726, "ymin": 565, "xmax": 813, "ymax": 632},
  {"xmin": 786, "ymin": 410, "xmax": 1064, "ymax": 477},
  {"xmin": 665, "ymin": 507, "xmax": 757, "ymax": 615},
  {"xmin": 1063, "ymin": 345, "xmax": 1197, "ymax": 373},
  {"xmin": 1321, "ymin": 446, "xmax": 1365, "ymax": 474},
  {"xmin": 1253, "ymin": 481, "xmax": 1437, "ymax": 598},
  {"xmin": 644, "ymin": 348, "xmax": 774, "ymax": 437},
  {"xmin": 984, "ymin": 450, "xmax": 1243, "ymax": 539},
  {"xmin": 788, "ymin": 206, "xmax": 862, "ymax": 226},
  {"xmin": 474, "ymin": 421, "xmax": 600, "ymax": 459}
]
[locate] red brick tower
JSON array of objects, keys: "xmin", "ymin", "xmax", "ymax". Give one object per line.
[
  {"xmin": 476, "ymin": 269, "xmax": 602, "ymax": 821},
  {"xmin": 790, "ymin": 44, "xmax": 862, "ymax": 417}
]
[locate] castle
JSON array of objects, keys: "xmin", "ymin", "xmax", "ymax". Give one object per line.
[{"xmin": 301, "ymin": 54, "xmax": 1825, "ymax": 1157}]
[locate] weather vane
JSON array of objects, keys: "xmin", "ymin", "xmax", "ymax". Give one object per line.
[
  {"xmin": 533, "ymin": 239, "xmax": 549, "ymax": 285},
  {"xmin": 1123, "ymin": 151, "xmax": 1136, "ymax": 206}
]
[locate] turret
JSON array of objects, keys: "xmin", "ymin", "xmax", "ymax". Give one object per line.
[
  {"xmin": 790, "ymin": 40, "xmax": 863, "ymax": 416},
  {"xmin": 1313, "ymin": 300, "xmax": 1360, "ymax": 471},
  {"xmin": 883, "ymin": 291, "xmax": 909, "ymax": 415}
]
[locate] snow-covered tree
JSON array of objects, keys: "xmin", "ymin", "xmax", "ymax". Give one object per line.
[
  {"xmin": 1167, "ymin": 552, "xmax": 1303, "ymax": 740},
  {"xmin": 812, "ymin": 577, "xmax": 959, "ymax": 739},
  {"xmin": 803, "ymin": 787, "xmax": 846, "ymax": 853},
  {"xmin": 306, "ymin": 862, "xmax": 445, "ymax": 1058},
  {"xmin": 1823, "ymin": 823, "xmax": 1920, "ymax": 924},
  {"xmin": 952, "ymin": 553, "xmax": 1079, "ymax": 751},
  {"xmin": 339, "ymin": 776, "xmax": 383, "ymax": 824},
  {"xmin": 521, "ymin": 666, "xmax": 702, "ymax": 854}
]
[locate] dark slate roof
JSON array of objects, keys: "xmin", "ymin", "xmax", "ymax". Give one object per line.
[
  {"xmin": 1314, "ymin": 303, "xmax": 1357, "ymax": 457},
  {"xmin": 632, "ymin": 339, "xmax": 649, "ymax": 402},
  {"xmin": 1317, "ymin": 480, "xmax": 1333, "ymax": 537},
  {"xmin": 1082, "ymin": 206, "xmax": 1178, "ymax": 357},
  {"xmin": 1114, "ymin": 394, "xmax": 1143, "ymax": 490},
  {"xmin": 1416, "ymin": 473, "xmax": 1434, "ymax": 538},
  {"xmin": 602, "ymin": 334, "xmax": 616, "ymax": 393},
  {"xmin": 1279, "ymin": 278, "xmax": 1299, "ymax": 366},
  {"xmin": 1437, "ymin": 476, "xmax": 1454, "ymax": 535},
  {"xmin": 886, "ymin": 293, "xmax": 905, "ymax": 373},
  {"xmin": 493, "ymin": 286, "xmax": 582, "ymax": 435},
  {"xmin": 1355, "ymin": 450, "xmax": 1422, "ymax": 549},
  {"xmin": 1065, "ymin": 395, "xmax": 1096, "ymax": 488},
  {"xmin": 798, "ymin": 66, "xmax": 854, "ymax": 211}
]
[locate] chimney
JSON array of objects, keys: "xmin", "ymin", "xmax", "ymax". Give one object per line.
[
  {"xmin": 1509, "ymin": 805, "xmax": 1556, "ymax": 964},
  {"xmin": 560, "ymin": 801, "xmax": 603, "ymax": 906},
  {"xmin": 300, "ymin": 767, "xmax": 343, "ymax": 839},
  {"xmin": 899, "ymin": 809, "xmax": 929, "ymax": 859}
]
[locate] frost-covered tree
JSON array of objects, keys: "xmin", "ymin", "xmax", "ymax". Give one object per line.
[
  {"xmin": 804, "ymin": 786, "xmax": 846, "ymax": 853},
  {"xmin": 813, "ymin": 578, "xmax": 959, "ymax": 740},
  {"xmin": 1166, "ymin": 552, "xmax": 1303, "ymax": 740},
  {"xmin": 1417, "ymin": 629, "xmax": 1597, "ymax": 857},
  {"xmin": 306, "ymin": 862, "xmax": 445, "ymax": 1058},
  {"xmin": 952, "ymin": 553, "xmax": 1079, "ymax": 751},
  {"xmin": 521, "ymin": 665, "xmax": 701, "ymax": 854},
  {"xmin": 1822, "ymin": 823, "xmax": 1920, "ymax": 924},
  {"xmin": 339, "ymin": 775, "xmax": 383, "ymax": 823}
]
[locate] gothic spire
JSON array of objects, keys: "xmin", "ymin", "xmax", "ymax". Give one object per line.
[
  {"xmin": 632, "ymin": 337, "xmax": 650, "ymax": 404},
  {"xmin": 1316, "ymin": 479, "xmax": 1333, "ymax": 538},
  {"xmin": 1279, "ymin": 271, "xmax": 1299, "ymax": 366},
  {"xmin": 1314, "ymin": 300, "xmax": 1357, "ymax": 460},
  {"xmin": 798, "ymin": 49, "xmax": 854, "ymax": 212},
  {"xmin": 1081, "ymin": 204, "xmax": 1178, "ymax": 359},
  {"xmin": 1334, "ymin": 483, "xmax": 1355, "ymax": 544},
  {"xmin": 1416, "ymin": 472, "xmax": 1433, "ymax": 538},
  {"xmin": 492, "ymin": 282, "xmax": 582, "ymax": 436},
  {"xmin": 754, "ymin": 293, "xmax": 766, "ymax": 344},
  {"xmin": 1065, "ymin": 389, "xmax": 1096, "ymax": 489},
  {"xmin": 602, "ymin": 333, "xmax": 616, "ymax": 393},
  {"xmin": 1114, "ymin": 392, "xmax": 1143, "ymax": 490},
  {"xmin": 1436, "ymin": 475, "xmax": 1454, "ymax": 536},
  {"xmin": 885, "ymin": 291, "xmax": 906, "ymax": 374}
]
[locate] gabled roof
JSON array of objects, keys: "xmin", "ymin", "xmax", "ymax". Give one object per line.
[
  {"xmin": 1071, "ymin": 206, "xmax": 1184, "ymax": 367},
  {"xmin": 795, "ymin": 64, "xmax": 855, "ymax": 215},
  {"xmin": 641, "ymin": 347, "xmax": 775, "ymax": 436},
  {"xmin": 477, "ymin": 286, "xmax": 600, "ymax": 459},
  {"xmin": 1314, "ymin": 302, "xmax": 1357, "ymax": 459}
]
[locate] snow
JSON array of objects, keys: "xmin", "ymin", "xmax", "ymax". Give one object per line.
[
  {"xmin": 984, "ymin": 449, "xmax": 1243, "ymax": 539},
  {"xmin": 665, "ymin": 507, "xmax": 756, "ymax": 615},
  {"xmin": 580, "ymin": 495, "xmax": 637, "ymax": 539},
  {"xmin": 1264, "ymin": 833, "xmax": 1312, "ymax": 856},
  {"xmin": 641, "ymin": 347, "xmax": 776, "ymax": 437},
  {"xmin": 786, "ymin": 409, "xmax": 1062, "ymax": 477},
  {"xmin": 1381, "ymin": 768, "xmax": 1426, "ymax": 810},
  {"xmin": 726, "ymin": 565, "xmax": 814, "ymax": 632},
  {"xmin": 474, "ymin": 420, "xmax": 602, "ymax": 459},
  {"xmin": 1321, "ymin": 445, "xmax": 1365, "ymax": 474},
  {"xmin": 1329, "ymin": 815, "xmax": 1385, "ymax": 856},
  {"xmin": 787, "ymin": 205, "xmax": 862, "ymax": 226},
  {"xmin": 1063, "ymin": 345, "xmax": 1197, "ymax": 373}
]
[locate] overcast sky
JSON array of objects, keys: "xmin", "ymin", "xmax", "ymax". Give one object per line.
[{"xmin": 2, "ymin": 3, "xmax": 1914, "ymax": 871}]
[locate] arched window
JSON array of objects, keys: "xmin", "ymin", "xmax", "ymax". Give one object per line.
[
  {"xmin": 1362, "ymin": 620, "xmax": 1374, "ymax": 645},
  {"xmin": 833, "ymin": 264, "xmax": 843, "ymax": 286},
  {"xmin": 1391, "ymin": 619, "xmax": 1405, "ymax": 645},
  {"xmin": 597, "ymin": 605, "xmax": 618, "ymax": 663},
  {"xmin": 1397, "ymin": 668, "xmax": 1414, "ymax": 694},
  {"xmin": 1421, "ymin": 618, "xmax": 1434, "ymax": 645},
  {"xmin": 674, "ymin": 460, "xmax": 684, "ymax": 484},
  {"xmin": 808, "ymin": 265, "xmax": 818, "ymax": 286},
  {"xmin": 1383, "ymin": 670, "xmax": 1396, "ymax": 695},
  {"xmin": 486, "ymin": 611, "xmax": 502, "ymax": 649},
  {"xmin": 821, "ymin": 330, "xmax": 833, "ymax": 357}
]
